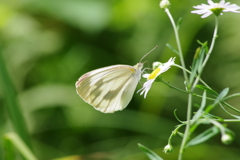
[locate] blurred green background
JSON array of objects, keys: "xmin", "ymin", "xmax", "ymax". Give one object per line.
[{"xmin": 1, "ymin": 0, "xmax": 240, "ymax": 159}]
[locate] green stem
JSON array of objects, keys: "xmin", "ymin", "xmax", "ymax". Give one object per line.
[
  {"xmin": 164, "ymin": 8, "xmax": 192, "ymax": 160},
  {"xmin": 165, "ymin": 8, "xmax": 189, "ymax": 84},
  {"xmin": 178, "ymin": 94, "xmax": 192, "ymax": 160},
  {"xmin": 4, "ymin": 132, "xmax": 37, "ymax": 160},
  {"xmin": 224, "ymin": 93, "xmax": 240, "ymax": 101},
  {"xmin": 221, "ymin": 119, "xmax": 240, "ymax": 122},
  {"xmin": 160, "ymin": 79, "xmax": 188, "ymax": 94},
  {"xmin": 173, "ymin": 64, "xmax": 210, "ymax": 88},
  {"xmin": 202, "ymin": 16, "xmax": 219, "ymax": 68},
  {"xmin": 184, "ymin": 118, "xmax": 240, "ymax": 124},
  {"xmin": 222, "ymin": 101, "xmax": 240, "ymax": 114},
  {"xmin": 208, "ymin": 119, "xmax": 225, "ymax": 135},
  {"xmin": 160, "ymin": 79, "xmax": 215, "ymax": 101},
  {"xmin": 168, "ymin": 124, "xmax": 185, "ymax": 143}
]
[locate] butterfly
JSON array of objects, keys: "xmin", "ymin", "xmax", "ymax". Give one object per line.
[{"xmin": 75, "ymin": 46, "xmax": 157, "ymax": 113}]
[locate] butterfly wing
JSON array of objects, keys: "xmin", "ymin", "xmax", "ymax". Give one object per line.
[{"xmin": 76, "ymin": 63, "xmax": 143, "ymax": 113}]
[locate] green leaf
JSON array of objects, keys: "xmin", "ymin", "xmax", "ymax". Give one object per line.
[
  {"xmin": 189, "ymin": 43, "xmax": 208, "ymax": 84},
  {"xmin": 196, "ymin": 45, "xmax": 207, "ymax": 73},
  {"xmin": 196, "ymin": 85, "xmax": 218, "ymax": 96},
  {"xmin": 3, "ymin": 137, "xmax": 15, "ymax": 160},
  {"xmin": 3, "ymin": 133, "xmax": 38, "ymax": 160},
  {"xmin": 192, "ymin": 91, "xmax": 207, "ymax": 123},
  {"xmin": 176, "ymin": 17, "xmax": 183, "ymax": 30},
  {"xmin": 138, "ymin": 143, "xmax": 164, "ymax": 160},
  {"xmin": 166, "ymin": 43, "xmax": 179, "ymax": 55},
  {"xmin": 202, "ymin": 113, "xmax": 224, "ymax": 121},
  {"xmin": 186, "ymin": 126, "xmax": 219, "ymax": 148},
  {"xmin": 213, "ymin": 88, "xmax": 229, "ymax": 105},
  {"xmin": 189, "ymin": 65, "xmax": 197, "ymax": 85}
]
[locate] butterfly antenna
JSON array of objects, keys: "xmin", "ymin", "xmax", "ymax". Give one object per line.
[{"xmin": 140, "ymin": 45, "xmax": 158, "ymax": 62}]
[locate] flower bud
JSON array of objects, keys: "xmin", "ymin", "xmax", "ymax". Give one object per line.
[
  {"xmin": 160, "ymin": 0, "xmax": 171, "ymax": 9},
  {"xmin": 163, "ymin": 144, "xmax": 173, "ymax": 154},
  {"xmin": 221, "ymin": 134, "xmax": 233, "ymax": 145},
  {"xmin": 152, "ymin": 62, "xmax": 162, "ymax": 70}
]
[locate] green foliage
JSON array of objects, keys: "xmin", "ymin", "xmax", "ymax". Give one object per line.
[
  {"xmin": 185, "ymin": 126, "xmax": 219, "ymax": 148},
  {"xmin": 196, "ymin": 85, "xmax": 218, "ymax": 96},
  {"xmin": 138, "ymin": 143, "xmax": 163, "ymax": 160},
  {"xmin": 166, "ymin": 43, "xmax": 179, "ymax": 55},
  {"xmin": 3, "ymin": 132, "xmax": 37, "ymax": 160}
]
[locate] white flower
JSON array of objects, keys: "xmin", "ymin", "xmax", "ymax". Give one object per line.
[
  {"xmin": 138, "ymin": 57, "xmax": 175, "ymax": 98},
  {"xmin": 191, "ymin": 0, "xmax": 240, "ymax": 18}
]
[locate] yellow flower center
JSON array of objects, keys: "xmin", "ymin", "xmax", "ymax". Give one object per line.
[{"xmin": 148, "ymin": 68, "xmax": 161, "ymax": 80}]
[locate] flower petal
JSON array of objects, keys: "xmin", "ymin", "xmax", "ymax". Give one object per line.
[{"xmin": 191, "ymin": 0, "xmax": 240, "ymax": 18}]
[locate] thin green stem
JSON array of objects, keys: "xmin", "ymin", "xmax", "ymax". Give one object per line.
[
  {"xmin": 224, "ymin": 93, "xmax": 240, "ymax": 101},
  {"xmin": 202, "ymin": 16, "xmax": 219, "ymax": 68},
  {"xmin": 220, "ymin": 119, "xmax": 240, "ymax": 122},
  {"xmin": 4, "ymin": 132, "xmax": 37, "ymax": 160},
  {"xmin": 178, "ymin": 94, "xmax": 192, "ymax": 160},
  {"xmin": 209, "ymin": 119, "xmax": 225, "ymax": 135},
  {"xmin": 173, "ymin": 64, "xmax": 210, "ymax": 88},
  {"xmin": 165, "ymin": 8, "xmax": 189, "ymax": 84},
  {"xmin": 160, "ymin": 79, "xmax": 188, "ymax": 94},
  {"xmin": 184, "ymin": 118, "xmax": 240, "ymax": 124},
  {"xmin": 168, "ymin": 124, "xmax": 185, "ymax": 143},
  {"xmin": 222, "ymin": 101, "xmax": 240, "ymax": 114},
  {"xmin": 160, "ymin": 78, "xmax": 215, "ymax": 101}
]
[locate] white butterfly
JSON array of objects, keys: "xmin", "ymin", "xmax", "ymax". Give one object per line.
[
  {"xmin": 75, "ymin": 47, "xmax": 157, "ymax": 113},
  {"xmin": 75, "ymin": 63, "xmax": 143, "ymax": 113}
]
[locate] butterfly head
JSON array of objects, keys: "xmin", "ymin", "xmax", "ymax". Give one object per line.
[{"xmin": 133, "ymin": 63, "xmax": 144, "ymax": 71}]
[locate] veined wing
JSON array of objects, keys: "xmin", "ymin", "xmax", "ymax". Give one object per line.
[{"xmin": 76, "ymin": 64, "xmax": 142, "ymax": 113}]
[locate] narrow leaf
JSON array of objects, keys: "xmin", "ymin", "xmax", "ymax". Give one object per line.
[
  {"xmin": 214, "ymin": 88, "xmax": 229, "ymax": 105},
  {"xmin": 3, "ymin": 137, "xmax": 15, "ymax": 160},
  {"xmin": 192, "ymin": 91, "xmax": 207, "ymax": 123},
  {"xmin": 166, "ymin": 43, "xmax": 179, "ymax": 55},
  {"xmin": 4, "ymin": 133, "xmax": 38, "ymax": 160},
  {"xmin": 197, "ymin": 45, "xmax": 207, "ymax": 74},
  {"xmin": 138, "ymin": 143, "xmax": 163, "ymax": 160},
  {"xmin": 186, "ymin": 127, "xmax": 219, "ymax": 148},
  {"xmin": 202, "ymin": 113, "xmax": 224, "ymax": 121},
  {"xmin": 189, "ymin": 65, "xmax": 197, "ymax": 85},
  {"xmin": 196, "ymin": 85, "xmax": 218, "ymax": 96},
  {"xmin": 176, "ymin": 17, "xmax": 183, "ymax": 30}
]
